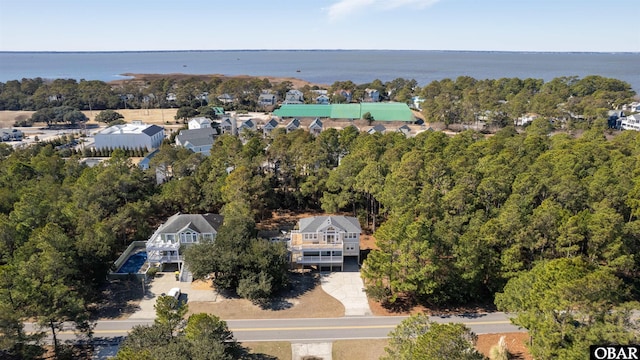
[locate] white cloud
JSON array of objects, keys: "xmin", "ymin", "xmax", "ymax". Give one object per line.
[{"xmin": 327, "ymin": 0, "xmax": 441, "ymax": 21}]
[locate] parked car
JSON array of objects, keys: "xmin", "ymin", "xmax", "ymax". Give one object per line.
[{"xmin": 168, "ymin": 287, "xmax": 181, "ymax": 300}]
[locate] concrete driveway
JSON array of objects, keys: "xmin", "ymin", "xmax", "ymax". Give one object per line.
[
  {"xmin": 320, "ymin": 258, "xmax": 372, "ymax": 316},
  {"xmin": 128, "ymin": 258, "xmax": 372, "ymax": 319}
]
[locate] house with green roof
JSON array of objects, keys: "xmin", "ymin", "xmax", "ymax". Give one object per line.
[
  {"xmin": 212, "ymin": 107, "xmax": 225, "ymax": 116},
  {"xmin": 273, "ymin": 102, "xmax": 414, "ymax": 122}
]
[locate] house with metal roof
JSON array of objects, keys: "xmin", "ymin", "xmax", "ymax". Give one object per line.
[
  {"xmin": 286, "ymin": 118, "xmax": 301, "ymax": 132},
  {"xmin": 331, "ymin": 104, "xmax": 361, "ymax": 119},
  {"xmin": 146, "ymin": 213, "xmax": 224, "ymax": 271},
  {"xmin": 289, "ymin": 215, "xmax": 361, "ymax": 271},
  {"xmin": 359, "ymin": 103, "xmax": 414, "ymax": 121},
  {"xmin": 273, "ymin": 102, "xmax": 414, "ymax": 122},
  {"xmin": 175, "ymin": 127, "xmax": 217, "ymax": 155},
  {"xmin": 367, "ymin": 124, "xmax": 386, "ymax": 134},
  {"xmin": 258, "ymin": 91, "xmax": 277, "ymax": 107},
  {"xmin": 220, "ymin": 117, "xmax": 237, "ymax": 135},
  {"xmin": 364, "ymin": 88, "xmax": 380, "ymax": 102},
  {"xmin": 217, "ymin": 93, "xmax": 236, "ymax": 104},
  {"xmin": 239, "ymin": 119, "xmax": 256, "ymax": 132},
  {"xmin": 275, "ymin": 104, "xmax": 332, "ymax": 119},
  {"xmin": 309, "ymin": 118, "xmax": 323, "ymax": 136},
  {"xmin": 621, "ymin": 114, "xmax": 640, "ymax": 131},
  {"xmin": 397, "ymin": 124, "xmax": 411, "ymax": 136},
  {"xmin": 315, "ymin": 94, "xmax": 330, "ymax": 105},
  {"xmin": 188, "ymin": 117, "xmax": 212, "ymax": 129},
  {"xmin": 263, "ymin": 118, "xmax": 280, "ymax": 135},
  {"xmin": 284, "ymin": 89, "xmax": 304, "ymax": 104},
  {"xmin": 94, "ymin": 121, "xmax": 164, "ymax": 151}
]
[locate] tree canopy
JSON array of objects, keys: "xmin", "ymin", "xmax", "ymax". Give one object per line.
[
  {"xmin": 495, "ymin": 258, "xmax": 639, "ymax": 359},
  {"xmin": 95, "ymin": 109, "xmax": 124, "ymax": 124},
  {"xmin": 116, "ymin": 298, "xmax": 242, "ymax": 360},
  {"xmin": 383, "ymin": 314, "xmax": 485, "ymax": 360},
  {"xmin": 184, "ymin": 200, "xmax": 289, "ymax": 302},
  {"xmin": 0, "ymin": 74, "xmax": 638, "ymax": 358}
]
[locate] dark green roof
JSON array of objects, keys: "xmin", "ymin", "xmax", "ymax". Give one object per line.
[
  {"xmin": 273, "ymin": 104, "xmax": 331, "ymax": 118},
  {"xmin": 360, "ymin": 103, "xmax": 414, "ymax": 122},
  {"xmin": 331, "ymin": 104, "xmax": 361, "ymax": 119},
  {"xmin": 274, "ymin": 103, "xmax": 414, "ymax": 122}
]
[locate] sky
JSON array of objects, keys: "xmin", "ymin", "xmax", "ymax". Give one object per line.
[{"xmin": 0, "ymin": 0, "xmax": 638, "ymax": 52}]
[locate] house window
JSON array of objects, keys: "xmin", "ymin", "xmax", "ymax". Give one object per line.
[
  {"xmin": 180, "ymin": 231, "xmax": 198, "ymax": 243},
  {"xmin": 165, "ymin": 234, "xmax": 175, "ymax": 243},
  {"xmin": 202, "ymin": 233, "xmax": 213, "ymax": 242},
  {"xmin": 303, "ymin": 233, "xmax": 318, "ymax": 241},
  {"xmin": 324, "ymin": 229, "xmax": 341, "ymax": 244}
]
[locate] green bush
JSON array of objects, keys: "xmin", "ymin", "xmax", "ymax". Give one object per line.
[{"xmin": 146, "ymin": 267, "xmax": 159, "ymax": 278}]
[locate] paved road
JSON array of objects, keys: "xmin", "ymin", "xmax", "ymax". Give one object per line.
[{"xmin": 26, "ymin": 313, "xmax": 523, "ymax": 343}]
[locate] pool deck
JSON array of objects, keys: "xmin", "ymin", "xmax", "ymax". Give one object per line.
[{"xmin": 116, "ymin": 250, "xmax": 148, "ymax": 274}]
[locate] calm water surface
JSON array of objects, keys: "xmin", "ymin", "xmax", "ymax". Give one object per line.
[{"xmin": 1, "ymin": 50, "xmax": 639, "ymax": 91}]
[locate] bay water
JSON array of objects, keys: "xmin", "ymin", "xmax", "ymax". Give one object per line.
[{"xmin": 1, "ymin": 50, "xmax": 638, "ymax": 92}]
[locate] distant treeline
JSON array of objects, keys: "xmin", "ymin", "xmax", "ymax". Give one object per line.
[{"xmin": 0, "ymin": 75, "xmax": 636, "ymax": 130}]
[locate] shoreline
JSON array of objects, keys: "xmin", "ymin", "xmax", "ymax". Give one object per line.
[{"xmin": 111, "ymin": 73, "xmax": 327, "ymax": 88}]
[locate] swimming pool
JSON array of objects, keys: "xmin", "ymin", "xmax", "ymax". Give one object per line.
[{"xmin": 117, "ymin": 251, "xmax": 147, "ymax": 274}]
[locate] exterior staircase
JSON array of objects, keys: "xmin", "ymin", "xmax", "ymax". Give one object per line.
[{"xmin": 179, "ymin": 264, "xmax": 193, "ymax": 282}]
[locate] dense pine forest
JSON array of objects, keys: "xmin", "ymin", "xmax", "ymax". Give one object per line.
[{"xmin": 1, "ymin": 74, "xmax": 639, "ymax": 358}]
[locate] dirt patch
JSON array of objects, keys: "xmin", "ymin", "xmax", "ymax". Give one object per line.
[
  {"xmin": 41, "ymin": 344, "xmax": 93, "ymax": 360},
  {"xmin": 186, "ymin": 272, "xmax": 344, "ymax": 319},
  {"xmin": 333, "ymin": 336, "xmax": 532, "ymax": 360},
  {"xmin": 190, "ymin": 279, "xmax": 215, "ymax": 291},
  {"xmin": 0, "ymin": 110, "xmax": 34, "ymax": 128},
  {"xmin": 476, "ymin": 332, "xmax": 532, "ymax": 360},
  {"xmin": 242, "ymin": 342, "xmax": 291, "ymax": 360},
  {"xmin": 84, "ymin": 108, "xmax": 180, "ymax": 126},
  {"xmin": 89, "ymin": 279, "xmax": 145, "ymax": 320},
  {"xmin": 0, "ymin": 109, "xmax": 181, "ymax": 131},
  {"xmin": 333, "ymin": 339, "xmax": 389, "ymax": 360},
  {"xmin": 360, "ymin": 233, "xmax": 378, "ymax": 250},
  {"xmin": 367, "ymin": 297, "xmax": 429, "ymax": 316},
  {"xmin": 366, "ymin": 290, "xmax": 497, "ymax": 317}
]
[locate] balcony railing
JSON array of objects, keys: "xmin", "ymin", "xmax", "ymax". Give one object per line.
[
  {"xmin": 295, "ymin": 255, "xmax": 343, "ymax": 264},
  {"xmin": 290, "ymin": 243, "xmax": 343, "ymax": 251},
  {"xmin": 146, "ymin": 241, "xmax": 180, "ymax": 251},
  {"xmin": 148, "ymin": 254, "xmax": 183, "ymax": 263}
]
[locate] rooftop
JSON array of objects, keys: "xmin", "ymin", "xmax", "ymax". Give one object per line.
[
  {"xmin": 154, "ymin": 213, "xmax": 224, "ymax": 235},
  {"xmin": 274, "ymin": 103, "xmax": 414, "ymax": 122},
  {"xmin": 298, "ymin": 215, "xmax": 361, "ymax": 233},
  {"xmin": 176, "ymin": 127, "xmax": 216, "ymax": 143},
  {"xmin": 98, "ymin": 123, "xmax": 164, "ymax": 136}
]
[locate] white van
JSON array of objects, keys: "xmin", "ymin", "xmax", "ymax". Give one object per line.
[{"xmin": 167, "ymin": 287, "xmax": 181, "ymax": 300}]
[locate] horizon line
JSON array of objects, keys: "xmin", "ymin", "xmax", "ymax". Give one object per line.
[{"xmin": 1, "ymin": 49, "xmax": 639, "ymax": 55}]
